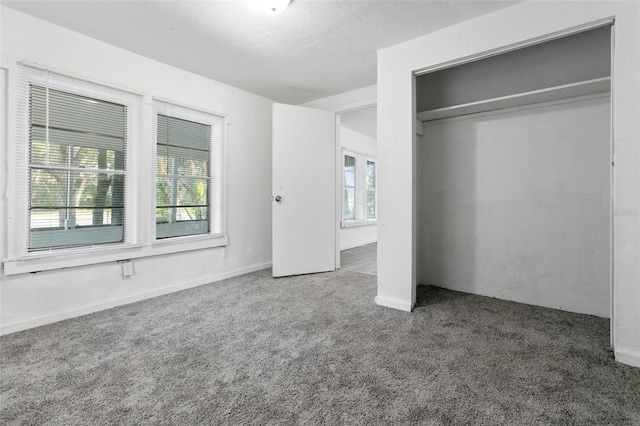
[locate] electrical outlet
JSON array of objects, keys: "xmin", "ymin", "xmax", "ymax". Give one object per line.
[{"xmin": 121, "ymin": 259, "xmax": 134, "ymax": 277}]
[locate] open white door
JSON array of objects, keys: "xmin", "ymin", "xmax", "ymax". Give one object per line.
[{"xmin": 272, "ymin": 103, "xmax": 336, "ymax": 277}]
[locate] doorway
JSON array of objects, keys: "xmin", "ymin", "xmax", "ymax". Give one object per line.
[{"xmin": 337, "ymin": 105, "xmax": 378, "ymax": 275}]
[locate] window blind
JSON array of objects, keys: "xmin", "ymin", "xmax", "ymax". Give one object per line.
[
  {"xmin": 16, "ymin": 64, "xmax": 143, "ymax": 253},
  {"xmin": 153, "ymin": 101, "xmax": 225, "ymax": 240},
  {"xmin": 29, "ymin": 85, "xmax": 126, "ymax": 249}
]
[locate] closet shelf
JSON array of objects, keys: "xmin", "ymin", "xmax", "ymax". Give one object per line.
[{"xmin": 417, "ymin": 77, "xmax": 611, "ymax": 122}]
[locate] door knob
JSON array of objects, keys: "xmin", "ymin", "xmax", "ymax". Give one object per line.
[{"xmin": 275, "ymin": 195, "xmax": 282, "ymax": 202}]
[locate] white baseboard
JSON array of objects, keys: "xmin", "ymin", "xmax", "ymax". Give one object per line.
[
  {"xmin": 374, "ymin": 295, "xmax": 413, "ymax": 312},
  {"xmin": 615, "ymin": 346, "xmax": 640, "ymax": 368},
  {"xmin": 0, "ymin": 263, "xmax": 271, "ymax": 336}
]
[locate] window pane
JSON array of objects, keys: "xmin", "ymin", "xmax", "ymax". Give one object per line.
[
  {"xmin": 157, "ymin": 155, "xmax": 169, "ymax": 175},
  {"xmin": 343, "ymin": 188, "xmax": 355, "ymax": 220},
  {"xmin": 344, "ymin": 155, "xmax": 355, "ymax": 167},
  {"xmin": 344, "ymin": 155, "xmax": 356, "ymax": 187},
  {"xmin": 156, "ymin": 112, "xmax": 211, "ymax": 239},
  {"xmin": 31, "ymin": 169, "xmax": 124, "ymax": 208},
  {"xmin": 156, "ymin": 207, "xmax": 209, "ymax": 225},
  {"xmin": 367, "ymin": 161, "xmax": 376, "ymax": 188},
  {"xmin": 31, "ymin": 85, "xmax": 125, "ymax": 139},
  {"xmin": 367, "ymin": 161, "xmax": 376, "ymax": 219},
  {"xmin": 29, "ymin": 85, "xmax": 126, "ymax": 250},
  {"xmin": 367, "ymin": 189, "xmax": 376, "ymax": 219},
  {"xmin": 343, "ymin": 155, "xmax": 357, "ymax": 221},
  {"xmin": 30, "ymin": 169, "xmax": 124, "ymax": 233},
  {"xmin": 30, "ymin": 127, "xmax": 124, "ymax": 165},
  {"xmin": 178, "ymin": 178, "xmax": 208, "ymax": 207},
  {"xmin": 157, "ymin": 114, "xmax": 210, "ymax": 151},
  {"xmin": 176, "ymin": 156, "xmax": 209, "ymax": 177},
  {"xmin": 175, "ymin": 206, "xmax": 209, "ymax": 222},
  {"xmin": 343, "ymin": 203, "xmax": 355, "ymax": 220},
  {"xmin": 156, "ymin": 177, "xmax": 208, "ymax": 209},
  {"xmin": 344, "ymin": 169, "xmax": 355, "ymax": 187},
  {"xmin": 343, "ymin": 188, "xmax": 355, "ymax": 205},
  {"xmin": 156, "ymin": 217, "xmax": 209, "ymax": 239},
  {"xmin": 30, "ymin": 222, "xmax": 123, "ymax": 250},
  {"xmin": 31, "ymin": 207, "xmax": 121, "ymax": 229}
]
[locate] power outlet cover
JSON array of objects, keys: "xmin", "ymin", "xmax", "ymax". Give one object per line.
[{"xmin": 121, "ymin": 260, "xmax": 134, "ymax": 277}]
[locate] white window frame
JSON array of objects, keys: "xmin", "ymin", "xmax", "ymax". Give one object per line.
[
  {"xmin": 27, "ymin": 85, "xmax": 129, "ymax": 250},
  {"xmin": 341, "ymin": 149, "xmax": 377, "ymax": 228},
  {"xmin": 1, "ymin": 61, "xmax": 228, "ymax": 276},
  {"xmin": 343, "ymin": 153, "xmax": 357, "ymax": 221},
  {"xmin": 152, "ymin": 100, "xmax": 226, "ymax": 243},
  {"xmin": 7, "ymin": 64, "xmax": 141, "ymax": 260}
]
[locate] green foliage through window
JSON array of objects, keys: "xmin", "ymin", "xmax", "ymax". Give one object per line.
[
  {"xmin": 29, "ymin": 85, "xmax": 126, "ymax": 249},
  {"xmin": 156, "ymin": 114, "xmax": 211, "ymax": 239}
]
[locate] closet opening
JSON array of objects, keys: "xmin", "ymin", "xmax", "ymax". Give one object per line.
[{"xmin": 414, "ymin": 24, "xmax": 613, "ymax": 337}]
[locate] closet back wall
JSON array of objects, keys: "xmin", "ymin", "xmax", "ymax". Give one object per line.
[{"xmin": 418, "ymin": 96, "xmax": 610, "ymax": 317}]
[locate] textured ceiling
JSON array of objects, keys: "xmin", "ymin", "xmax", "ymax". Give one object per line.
[{"xmin": 2, "ymin": 0, "xmax": 520, "ymax": 104}]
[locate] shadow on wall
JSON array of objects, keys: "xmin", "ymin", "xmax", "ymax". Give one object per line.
[
  {"xmin": 417, "ymin": 120, "xmax": 478, "ymax": 293},
  {"xmin": 415, "ymin": 284, "xmax": 471, "ymax": 308}
]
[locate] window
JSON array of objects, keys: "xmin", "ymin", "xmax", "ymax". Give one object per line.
[
  {"xmin": 7, "ymin": 64, "xmax": 228, "ymax": 275},
  {"xmin": 19, "ymin": 68, "xmax": 140, "ymax": 251},
  {"xmin": 343, "ymin": 155, "xmax": 356, "ymax": 220},
  {"xmin": 366, "ymin": 160, "xmax": 376, "ymax": 219},
  {"xmin": 342, "ymin": 150, "xmax": 376, "ymax": 226},
  {"xmin": 154, "ymin": 102, "xmax": 225, "ymax": 240}
]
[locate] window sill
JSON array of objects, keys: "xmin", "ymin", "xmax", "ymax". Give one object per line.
[
  {"xmin": 342, "ymin": 219, "xmax": 377, "ymax": 228},
  {"xmin": 2, "ymin": 234, "xmax": 228, "ymax": 276}
]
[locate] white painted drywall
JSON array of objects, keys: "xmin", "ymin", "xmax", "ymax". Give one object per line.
[
  {"xmin": 301, "ymin": 85, "xmax": 376, "ymax": 112},
  {"xmin": 0, "ymin": 7, "xmax": 273, "ymax": 333},
  {"xmin": 341, "ymin": 126, "xmax": 377, "ymax": 161},
  {"xmin": 341, "ymin": 226, "xmax": 378, "ymax": 251},
  {"xmin": 377, "ymin": 1, "xmax": 640, "ymax": 366},
  {"xmin": 419, "ymin": 96, "xmax": 610, "ymax": 317},
  {"xmin": 340, "ymin": 126, "xmax": 377, "ymax": 250}
]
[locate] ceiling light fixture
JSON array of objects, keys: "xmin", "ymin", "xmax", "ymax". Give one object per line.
[{"xmin": 258, "ymin": 0, "xmax": 291, "ymax": 14}]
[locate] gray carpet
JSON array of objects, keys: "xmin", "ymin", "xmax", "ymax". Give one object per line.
[{"xmin": 1, "ymin": 269, "xmax": 639, "ymax": 425}]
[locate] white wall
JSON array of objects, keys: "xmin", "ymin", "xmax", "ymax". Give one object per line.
[
  {"xmin": 419, "ymin": 96, "xmax": 610, "ymax": 317},
  {"xmin": 377, "ymin": 1, "xmax": 640, "ymax": 367},
  {"xmin": 341, "ymin": 125, "xmax": 376, "ymax": 157},
  {"xmin": 340, "ymin": 126, "xmax": 377, "ymax": 250},
  {"xmin": 0, "ymin": 7, "xmax": 273, "ymax": 333},
  {"xmin": 301, "ymin": 84, "xmax": 376, "ymax": 112},
  {"xmin": 341, "ymin": 222, "xmax": 377, "ymax": 251}
]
